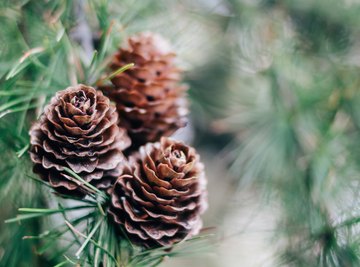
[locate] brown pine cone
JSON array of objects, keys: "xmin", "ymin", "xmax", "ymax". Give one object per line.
[
  {"xmin": 109, "ymin": 137, "xmax": 207, "ymax": 248},
  {"xmin": 102, "ymin": 32, "xmax": 188, "ymax": 150},
  {"xmin": 29, "ymin": 84, "xmax": 131, "ymax": 196}
]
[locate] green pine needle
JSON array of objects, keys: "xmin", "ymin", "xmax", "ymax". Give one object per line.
[
  {"xmin": 96, "ymin": 62, "xmax": 135, "ymax": 85},
  {"xmin": 63, "ymin": 167, "xmax": 107, "ymax": 201},
  {"xmin": 5, "ymin": 205, "xmax": 96, "ymax": 223},
  {"xmin": 75, "ymin": 218, "xmax": 103, "ymax": 259}
]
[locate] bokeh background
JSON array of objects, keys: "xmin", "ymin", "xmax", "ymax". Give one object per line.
[{"xmin": 2, "ymin": 0, "xmax": 360, "ymax": 266}]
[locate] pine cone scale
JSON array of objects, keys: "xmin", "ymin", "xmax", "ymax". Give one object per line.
[
  {"xmin": 48, "ymin": 172, "xmax": 79, "ymax": 190},
  {"xmin": 139, "ymin": 186, "xmax": 173, "ymax": 205},
  {"xmin": 143, "ymin": 165, "xmax": 172, "ymax": 188},
  {"xmin": 65, "ymin": 158, "xmax": 98, "ymax": 173},
  {"xmin": 157, "ymin": 163, "xmax": 185, "ymax": 179}
]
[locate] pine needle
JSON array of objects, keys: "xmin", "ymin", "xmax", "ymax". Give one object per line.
[
  {"xmin": 63, "ymin": 167, "xmax": 107, "ymax": 201},
  {"xmin": 95, "ymin": 63, "xmax": 135, "ymax": 86},
  {"xmin": 75, "ymin": 218, "xmax": 103, "ymax": 259}
]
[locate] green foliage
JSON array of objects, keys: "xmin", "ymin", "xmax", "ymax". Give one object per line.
[{"xmin": 213, "ymin": 1, "xmax": 360, "ymax": 266}]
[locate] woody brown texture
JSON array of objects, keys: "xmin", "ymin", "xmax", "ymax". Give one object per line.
[
  {"xmin": 109, "ymin": 137, "xmax": 207, "ymax": 248},
  {"xmin": 29, "ymin": 84, "xmax": 131, "ymax": 196},
  {"xmin": 104, "ymin": 32, "xmax": 188, "ymax": 150}
]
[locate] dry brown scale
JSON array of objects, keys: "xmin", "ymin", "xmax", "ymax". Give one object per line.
[
  {"xmin": 29, "ymin": 84, "xmax": 131, "ymax": 196},
  {"xmin": 109, "ymin": 137, "xmax": 207, "ymax": 248},
  {"xmin": 101, "ymin": 32, "xmax": 188, "ymax": 150}
]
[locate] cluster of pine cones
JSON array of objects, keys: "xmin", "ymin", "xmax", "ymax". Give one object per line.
[{"xmin": 29, "ymin": 32, "xmax": 207, "ymax": 248}]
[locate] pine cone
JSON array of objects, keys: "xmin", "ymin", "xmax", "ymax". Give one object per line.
[
  {"xmin": 109, "ymin": 137, "xmax": 207, "ymax": 248},
  {"xmin": 29, "ymin": 84, "xmax": 131, "ymax": 196},
  {"xmin": 103, "ymin": 32, "xmax": 188, "ymax": 150}
]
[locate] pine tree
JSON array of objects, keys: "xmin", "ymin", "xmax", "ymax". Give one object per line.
[{"xmin": 3, "ymin": 0, "xmax": 360, "ymax": 267}]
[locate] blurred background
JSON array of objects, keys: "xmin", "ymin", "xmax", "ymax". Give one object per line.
[{"xmin": 2, "ymin": 0, "xmax": 360, "ymax": 266}]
